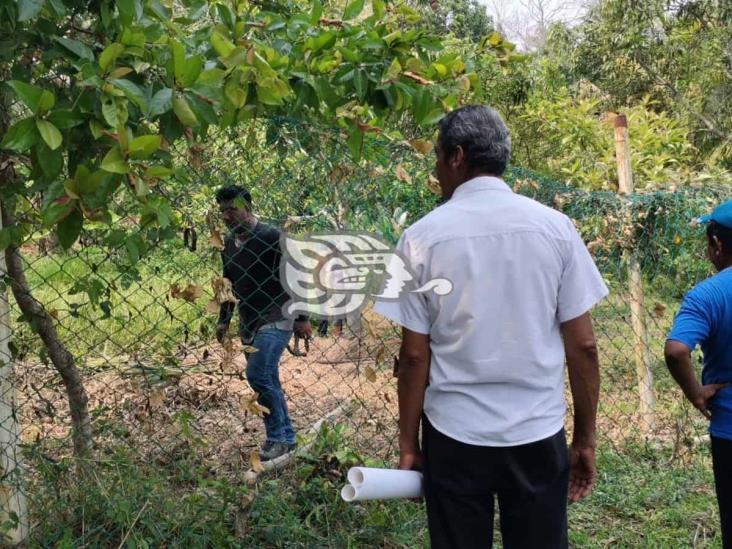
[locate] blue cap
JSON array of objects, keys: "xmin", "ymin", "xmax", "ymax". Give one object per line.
[{"xmin": 699, "ymin": 199, "xmax": 732, "ymax": 229}]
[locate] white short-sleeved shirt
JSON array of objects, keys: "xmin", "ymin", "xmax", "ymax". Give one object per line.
[{"xmin": 373, "ymin": 176, "xmax": 609, "ymax": 446}]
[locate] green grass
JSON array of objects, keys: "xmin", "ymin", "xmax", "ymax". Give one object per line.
[
  {"xmin": 17, "ymin": 243, "xmax": 221, "ymax": 363},
  {"xmin": 15, "ymin": 246, "xmax": 722, "ymax": 547},
  {"xmin": 22, "ymin": 425, "xmax": 722, "ymax": 548},
  {"xmin": 570, "ymin": 445, "xmax": 720, "ymax": 548}
]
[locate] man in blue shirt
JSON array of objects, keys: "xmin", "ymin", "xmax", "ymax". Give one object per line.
[{"xmin": 666, "ymin": 199, "xmax": 732, "ymax": 548}]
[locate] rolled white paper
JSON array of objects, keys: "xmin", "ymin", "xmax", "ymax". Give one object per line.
[{"xmin": 340, "ymin": 467, "xmax": 423, "ymax": 502}]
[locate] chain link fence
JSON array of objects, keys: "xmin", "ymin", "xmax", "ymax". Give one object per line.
[{"xmin": 0, "ymin": 117, "xmax": 728, "ymax": 544}]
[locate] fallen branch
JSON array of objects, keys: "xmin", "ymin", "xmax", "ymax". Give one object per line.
[{"xmin": 245, "ymin": 401, "xmax": 354, "ymax": 479}]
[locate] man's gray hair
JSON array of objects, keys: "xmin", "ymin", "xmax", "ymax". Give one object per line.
[{"xmin": 437, "ymin": 105, "xmax": 512, "ymax": 175}]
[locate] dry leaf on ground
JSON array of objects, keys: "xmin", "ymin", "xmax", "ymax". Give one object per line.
[
  {"xmin": 250, "ymin": 451, "xmax": 264, "ymax": 473},
  {"xmin": 396, "ymin": 164, "xmax": 412, "ymax": 184},
  {"xmin": 364, "ymin": 365, "xmax": 377, "ymax": 383}
]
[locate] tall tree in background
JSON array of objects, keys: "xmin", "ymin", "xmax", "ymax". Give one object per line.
[
  {"xmin": 546, "ymin": 0, "xmax": 732, "ymax": 163},
  {"xmin": 426, "ymin": 0, "xmax": 494, "ymax": 42}
]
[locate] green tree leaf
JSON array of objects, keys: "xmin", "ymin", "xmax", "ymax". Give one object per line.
[
  {"xmin": 89, "ymin": 119, "xmax": 104, "ymax": 139},
  {"xmin": 116, "ymin": 0, "xmax": 141, "ymax": 25},
  {"xmin": 256, "ymin": 78, "xmax": 289, "ymax": 105},
  {"xmin": 35, "ymin": 142, "xmax": 64, "ymax": 177},
  {"xmin": 372, "ymin": 0, "xmax": 385, "ymax": 19},
  {"xmin": 120, "ymin": 27, "xmax": 146, "ymax": 48},
  {"xmin": 422, "ymin": 108, "xmax": 445, "ymax": 126},
  {"xmin": 217, "ymin": 4, "xmax": 235, "ymax": 30},
  {"xmin": 383, "ymin": 58, "xmax": 401, "ymax": 81},
  {"xmin": 64, "ymin": 178, "xmax": 80, "ymax": 199},
  {"xmin": 211, "ymin": 32, "xmax": 235, "ymax": 58},
  {"xmin": 7, "ymin": 80, "xmax": 46, "ymax": 113},
  {"xmin": 180, "ymin": 55, "xmax": 204, "ymax": 87},
  {"xmin": 47, "ymin": 109, "xmax": 85, "ymax": 129},
  {"xmin": 338, "ymin": 47, "xmax": 360, "ymax": 63},
  {"xmin": 354, "ymin": 69, "xmax": 367, "ymax": 101},
  {"xmin": 36, "ymin": 120, "xmax": 63, "ymax": 150},
  {"xmin": 37, "ymin": 90, "xmax": 55, "ymax": 115},
  {"xmin": 17, "ymin": 0, "xmax": 44, "ymax": 21},
  {"xmin": 343, "ymin": 0, "xmax": 364, "ymax": 20},
  {"xmin": 0, "ymin": 118, "xmax": 38, "ymax": 151},
  {"xmin": 101, "ymin": 96, "xmax": 120, "ymax": 127},
  {"xmin": 171, "ymin": 39, "xmax": 186, "ymax": 84},
  {"xmin": 145, "ymin": 165, "xmax": 172, "ymax": 178},
  {"xmin": 305, "ymin": 31, "xmax": 336, "ymax": 54},
  {"xmin": 149, "ymin": 88, "xmax": 172, "ymax": 116},
  {"xmin": 347, "ymin": 127, "xmax": 364, "ymax": 161},
  {"xmin": 171, "ymin": 38, "xmax": 204, "ymax": 87},
  {"xmin": 310, "ymin": 0, "xmax": 322, "ymax": 24},
  {"xmin": 128, "ymin": 135, "xmax": 161, "ymax": 159},
  {"xmin": 42, "ymin": 197, "xmax": 74, "ymax": 227},
  {"xmin": 101, "ymin": 147, "xmax": 129, "ymax": 173},
  {"xmin": 172, "ymin": 94, "xmax": 199, "ymax": 127},
  {"xmin": 224, "ymin": 75, "xmax": 248, "ymax": 108},
  {"xmin": 57, "ymin": 208, "xmax": 83, "ymax": 249},
  {"xmin": 99, "ymin": 43, "xmax": 125, "ymax": 73},
  {"xmin": 112, "ymin": 79, "xmax": 148, "ymax": 113},
  {"xmin": 47, "ymin": 0, "xmax": 66, "ymax": 16},
  {"xmin": 53, "ymin": 37, "xmax": 94, "ymax": 61},
  {"xmin": 147, "ymin": 0, "xmax": 170, "ymax": 20},
  {"xmin": 134, "ymin": 175, "xmax": 149, "ymax": 197}
]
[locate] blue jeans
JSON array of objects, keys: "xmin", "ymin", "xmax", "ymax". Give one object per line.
[{"xmin": 245, "ymin": 328, "xmax": 296, "ymax": 445}]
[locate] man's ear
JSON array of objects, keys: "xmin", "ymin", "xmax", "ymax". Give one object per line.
[{"xmin": 449, "ymin": 145, "xmax": 465, "ymax": 170}]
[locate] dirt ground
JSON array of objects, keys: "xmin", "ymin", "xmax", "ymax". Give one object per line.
[
  {"xmin": 11, "ymin": 306, "xmax": 707, "ymax": 477},
  {"xmin": 12, "ymin": 314, "xmax": 403, "ymax": 474}
]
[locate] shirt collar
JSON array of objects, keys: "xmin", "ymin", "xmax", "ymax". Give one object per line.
[{"xmin": 450, "ymin": 176, "xmax": 511, "ymax": 199}]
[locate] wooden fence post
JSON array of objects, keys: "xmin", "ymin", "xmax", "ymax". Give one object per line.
[
  {"xmin": 0, "ymin": 200, "xmax": 28, "ymax": 544},
  {"xmin": 614, "ymin": 114, "xmax": 656, "ymax": 434}
]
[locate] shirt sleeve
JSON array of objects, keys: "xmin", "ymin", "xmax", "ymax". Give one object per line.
[
  {"xmin": 372, "ymin": 231, "xmax": 431, "ymax": 335},
  {"xmin": 557, "ymin": 220, "xmax": 610, "ymax": 323},
  {"xmin": 667, "ymin": 289, "xmax": 713, "ymax": 350}
]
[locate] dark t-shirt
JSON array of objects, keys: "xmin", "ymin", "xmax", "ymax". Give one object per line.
[{"xmin": 218, "ymin": 222, "xmax": 296, "ymax": 342}]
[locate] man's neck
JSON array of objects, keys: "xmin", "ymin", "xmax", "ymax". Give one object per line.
[
  {"xmin": 444, "ymin": 172, "xmax": 500, "ymax": 200},
  {"xmin": 234, "ymin": 218, "xmax": 258, "ymax": 239},
  {"xmin": 462, "ymin": 171, "xmax": 499, "ymax": 183}
]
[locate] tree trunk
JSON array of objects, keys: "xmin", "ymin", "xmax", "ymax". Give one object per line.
[{"xmin": 0, "ymin": 180, "xmax": 92, "ymax": 457}]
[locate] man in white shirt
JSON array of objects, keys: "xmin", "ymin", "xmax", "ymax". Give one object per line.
[{"xmin": 373, "ymin": 105, "xmax": 608, "ymax": 548}]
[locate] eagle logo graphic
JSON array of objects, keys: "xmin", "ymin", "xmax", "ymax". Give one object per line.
[{"xmin": 280, "ymin": 232, "xmax": 453, "ymax": 319}]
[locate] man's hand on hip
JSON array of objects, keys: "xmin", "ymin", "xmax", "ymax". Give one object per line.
[
  {"xmin": 568, "ymin": 443, "xmax": 596, "ymax": 503},
  {"xmin": 689, "ymin": 382, "xmax": 730, "ymax": 419}
]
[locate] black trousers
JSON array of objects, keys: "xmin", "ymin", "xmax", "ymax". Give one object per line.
[
  {"xmin": 712, "ymin": 436, "xmax": 732, "ymax": 548},
  {"xmin": 422, "ymin": 417, "xmax": 569, "ymax": 549}
]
